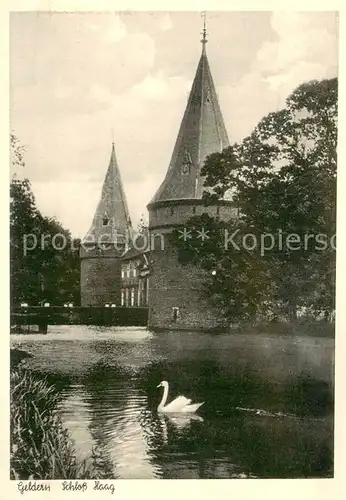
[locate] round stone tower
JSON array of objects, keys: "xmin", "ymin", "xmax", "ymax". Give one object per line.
[
  {"xmin": 147, "ymin": 30, "xmax": 236, "ymax": 331},
  {"xmin": 80, "ymin": 143, "xmax": 132, "ymax": 306}
]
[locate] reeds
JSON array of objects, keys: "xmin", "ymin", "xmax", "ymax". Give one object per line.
[{"xmin": 10, "ymin": 367, "xmax": 107, "ymax": 480}]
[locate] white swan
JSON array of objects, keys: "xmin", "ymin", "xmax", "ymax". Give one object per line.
[{"xmin": 156, "ymin": 380, "xmax": 204, "ymax": 413}]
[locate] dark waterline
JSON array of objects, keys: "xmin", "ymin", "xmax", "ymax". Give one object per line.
[{"xmin": 11, "ymin": 326, "xmax": 334, "ymax": 479}]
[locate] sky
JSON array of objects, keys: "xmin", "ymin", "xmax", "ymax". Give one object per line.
[{"xmin": 10, "ymin": 11, "xmax": 338, "ymax": 238}]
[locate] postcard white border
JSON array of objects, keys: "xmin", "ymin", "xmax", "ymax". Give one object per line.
[{"xmin": 1, "ymin": 1, "xmax": 345, "ymax": 499}]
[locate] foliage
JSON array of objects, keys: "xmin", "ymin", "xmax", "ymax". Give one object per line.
[
  {"xmin": 10, "ymin": 366, "xmax": 111, "ymax": 480},
  {"xmin": 173, "ymin": 78, "xmax": 337, "ymax": 321},
  {"xmin": 10, "ymin": 134, "xmax": 80, "ymax": 306}
]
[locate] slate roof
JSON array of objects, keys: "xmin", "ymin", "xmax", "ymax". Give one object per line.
[
  {"xmin": 149, "ymin": 40, "xmax": 229, "ymax": 205},
  {"xmin": 82, "ymin": 143, "xmax": 131, "ymax": 245}
]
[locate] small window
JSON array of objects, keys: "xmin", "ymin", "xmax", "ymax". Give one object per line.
[
  {"xmin": 192, "ymin": 206, "xmax": 196, "ymax": 214},
  {"xmin": 170, "ymin": 207, "xmax": 174, "ymax": 216},
  {"xmin": 133, "ymin": 267, "xmax": 137, "ymax": 277},
  {"xmin": 121, "ymin": 269, "xmax": 125, "ymax": 279},
  {"xmin": 102, "ymin": 218, "xmax": 109, "ymax": 226},
  {"xmin": 172, "ymin": 307, "xmax": 180, "ymax": 322},
  {"xmin": 121, "ymin": 290, "xmax": 125, "ymax": 306},
  {"xmin": 216, "ymin": 206, "xmax": 220, "ymax": 216},
  {"xmin": 131, "ymin": 288, "xmax": 135, "ymax": 307}
]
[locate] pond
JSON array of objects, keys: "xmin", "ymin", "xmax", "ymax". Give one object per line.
[{"xmin": 11, "ymin": 326, "xmax": 334, "ymax": 479}]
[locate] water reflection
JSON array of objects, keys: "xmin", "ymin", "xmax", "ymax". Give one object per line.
[
  {"xmin": 61, "ymin": 380, "xmax": 161, "ymax": 478},
  {"xmin": 12, "ymin": 328, "xmax": 334, "ymax": 479},
  {"xmin": 157, "ymin": 414, "xmax": 204, "ymax": 444},
  {"xmin": 58, "ymin": 375, "xmax": 333, "ymax": 479}
]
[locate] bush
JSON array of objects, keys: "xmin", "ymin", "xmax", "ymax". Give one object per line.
[{"xmin": 10, "ymin": 367, "xmax": 107, "ymax": 480}]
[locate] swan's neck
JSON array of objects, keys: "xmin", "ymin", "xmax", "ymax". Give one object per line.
[{"xmin": 158, "ymin": 383, "xmax": 169, "ymax": 410}]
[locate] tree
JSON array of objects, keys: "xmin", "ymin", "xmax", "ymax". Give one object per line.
[
  {"xmin": 10, "ymin": 135, "xmax": 81, "ymax": 306},
  {"xmin": 173, "ymin": 78, "xmax": 337, "ymax": 321}
]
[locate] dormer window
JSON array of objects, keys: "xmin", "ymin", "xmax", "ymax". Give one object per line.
[
  {"xmin": 181, "ymin": 149, "xmax": 192, "ymax": 175},
  {"xmin": 181, "ymin": 163, "xmax": 190, "ymax": 175},
  {"xmin": 102, "ymin": 218, "xmax": 109, "ymax": 226}
]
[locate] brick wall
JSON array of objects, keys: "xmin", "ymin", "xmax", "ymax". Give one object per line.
[
  {"xmin": 148, "ymin": 249, "xmax": 221, "ymax": 331},
  {"xmin": 80, "ymin": 256, "xmax": 122, "ymax": 306},
  {"xmin": 149, "ymin": 199, "xmax": 236, "ymax": 229},
  {"xmin": 148, "ymin": 200, "xmax": 235, "ymax": 331}
]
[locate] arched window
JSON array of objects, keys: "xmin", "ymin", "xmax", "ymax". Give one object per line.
[{"xmin": 102, "ymin": 217, "xmax": 109, "ymax": 226}]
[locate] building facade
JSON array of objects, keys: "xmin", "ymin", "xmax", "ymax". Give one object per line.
[{"xmin": 120, "ymin": 248, "xmax": 149, "ymax": 308}]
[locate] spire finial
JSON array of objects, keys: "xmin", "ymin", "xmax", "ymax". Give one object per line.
[
  {"xmin": 111, "ymin": 127, "xmax": 115, "ymax": 146},
  {"xmin": 201, "ymin": 11, "xmax": 208, "ymax": 50}
]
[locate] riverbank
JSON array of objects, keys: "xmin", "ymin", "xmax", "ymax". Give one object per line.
[
  {"xmin": 10, "ymin": 318, "xmax": 335, "ymax": 338},
  {"xmin": 10, "ymin": 354, "xmax": 111, "ymax": 480},
  {"xmin": 228, "ymin": 318, "xmax": 335, "ymax": 337}
]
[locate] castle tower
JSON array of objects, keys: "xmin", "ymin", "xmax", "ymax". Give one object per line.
[
  {"xmin": 80, "ymin": 142, "xmax": 132, "ymax": 306},
  {"xmin": 147, "ymin": 25, "xmax": 236, "ymax": 331}
]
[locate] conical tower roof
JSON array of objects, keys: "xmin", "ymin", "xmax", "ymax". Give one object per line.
[
  {"xmin": 82, "ymin": 143, "xmax": 131, "ymax": 245},
  {"xmin": 149, "ymin": 33, "xmax": 229, "ymax": 205}
]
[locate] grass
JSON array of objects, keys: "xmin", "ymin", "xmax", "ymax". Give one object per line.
[{"xmin": 10, "ymin": 365, "xmax": 112, "ymax": 480}]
